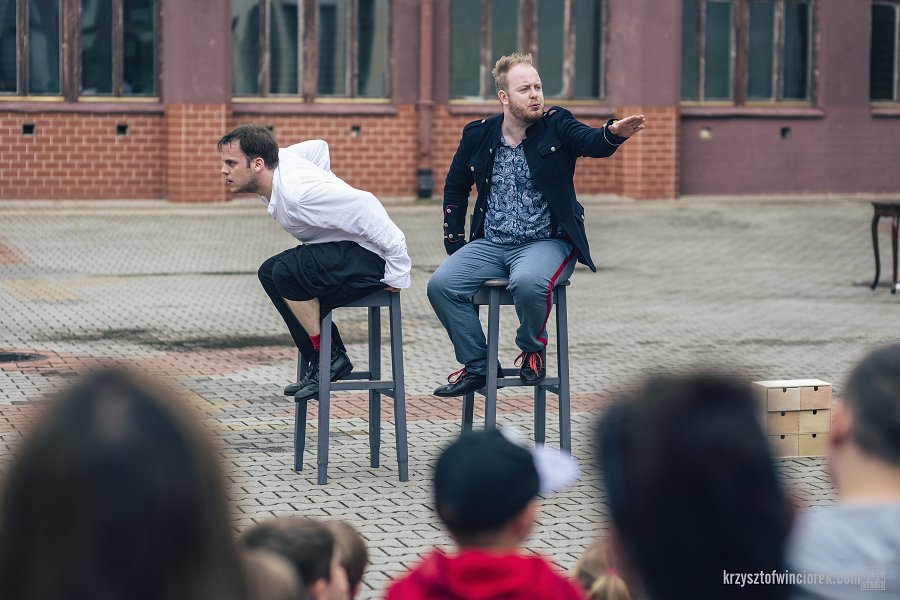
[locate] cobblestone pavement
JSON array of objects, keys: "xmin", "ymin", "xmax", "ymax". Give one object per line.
[{"xmin": 0, "ymin": 196, "xmax": 897, "ymax": 597}]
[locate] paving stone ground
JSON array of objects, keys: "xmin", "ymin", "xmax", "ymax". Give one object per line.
[{"xmin": 0, "ymin": 195, "xmax": 897, "ymax": 597}]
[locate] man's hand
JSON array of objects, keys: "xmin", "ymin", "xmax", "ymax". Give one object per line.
[
  {"xmin": 385, "ymin": 286, "xmax": 400, "ymax": 292},
  {"xmin": 608, "ymin": 114, "xmax": 646, "ymax": 138}
]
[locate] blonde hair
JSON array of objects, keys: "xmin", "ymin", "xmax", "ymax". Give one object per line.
[
  {"xmin": 574, "ymin": 539, "xmax": 632, "ymax": 600},
  {"xmin": 492, "ymin": 52, "xmax": 535, "ymax": 91}
]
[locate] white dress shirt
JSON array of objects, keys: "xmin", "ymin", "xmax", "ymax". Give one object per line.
[{"xmin": 264, "ymin": 140, "xmax": 411, "ymax": 289}]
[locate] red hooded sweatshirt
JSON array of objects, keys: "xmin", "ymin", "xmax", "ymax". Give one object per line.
[{"xmin": 384, "ymin": 549, "xmax": 586, "ymax": 600}]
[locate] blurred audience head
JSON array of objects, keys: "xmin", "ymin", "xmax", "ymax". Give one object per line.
[
  {"xmin": 595, "ymin": 372, "xmax": 793, "ymax": 600},
  {"xmin": 433, "ymin": 429, "xmax": 541, "ymax": 549},
  {"xmin": 830, "ymin": 343, "xmax": 900, "ymax": 497},
  {"xmin": 241, "ymin": 516, "xmax": 349, "ymax": 600},
  {"xmin": 243, "ymin": 549, "xmax": 305, "ymax": 600},
  {"xmin": 0, "ymin": 368, "xmax": 248, "ymax": 600},
  {"xmin": 574, "ymin": 538, "xmax": 632, "ymax": 600},
  {"xmin": 325, "ymin": 520, "xmax": 369, "ymax": 599}
]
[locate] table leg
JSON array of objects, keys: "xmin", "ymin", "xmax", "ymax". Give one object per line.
[
  {"xmin": 892, "ymin": 215, "xmax": 899, "ymax": 294},
  {"xmin": 872, "ymin": 211, "xmax": 882, "ymax": 290}
]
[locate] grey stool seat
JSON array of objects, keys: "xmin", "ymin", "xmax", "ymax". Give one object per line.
[
  {"xmin": 294, "ymin": 290, "xmax": 408, "ymax": 485},
  {"xmin": 462, "ymin": 278, "xmax": 572, "ymax": 450}
]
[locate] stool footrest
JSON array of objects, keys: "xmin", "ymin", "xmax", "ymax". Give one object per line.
[
  {"xmin": 325, "ymin": 380, "xmax": 397, "ymax": 392},
  {"xmin": 474, "ymin": 377, "xmax": 561, "ymax": 395}
]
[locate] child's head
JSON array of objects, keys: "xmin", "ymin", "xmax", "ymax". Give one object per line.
[
  {"xmin": 241, "ymin": 517, "xmax": 348, "ymax": 600},
  {"xmin": 243, "ymin": 549, "xmax": 305, "ymax": 600},
  {"xmin": 325, "ymin": 520, "xmax": 368, "ymax": 599},
  {"xmin": 433, "ymin": 430, "xmax": 543, "ymax": 549},
  {"xmin": 574, "ymin": 539, "xmax": 631, "ymax": 600}
]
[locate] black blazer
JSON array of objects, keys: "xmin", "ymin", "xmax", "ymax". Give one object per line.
[{"xmin": 442, "ymin": 105, "xmax": 626, "ymax": 272}]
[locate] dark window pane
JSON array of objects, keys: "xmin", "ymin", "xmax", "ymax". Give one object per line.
[
  {"xmin": 537, "ymin": 0, "xmax": 563, "ymax": 97},
  {"xmin": 81, "ymin": 0, "xmax": 112, "ymax": 94},
  {"xmin": 231, "ymin": 0, "xmax": 259, "ymax": 95},
  {"xmin": 123, "ymin": 0, "xmax": 155, "ymax": 95},
  {"xmin": 491, "ymin": 0, "xmax": 518, "ymax": 91},
  {"xmin": 747, "ymin": 0, "xmax": 774, "ymax": 99},
  {"xmin": 704, "ymin": 0, "xmax": 732, "ymax": 100},
  {"xmin": 270, "ymin": 0, "xmax": 298, "ymax": 94},
  {"xmin": 318, "ymin": 0, "xmax": 347, "ymax": 95},
  {"xmin": 783, "ymin": 0, "xmax": 809, "ymax": 99},
  {"xmin": 0, "ymin": 0, "xmax": 17, "ymax": 92},
  {"xmin": 29, "ymin": 0, "xmax": 60, "ymax": 94},
  {"xmin": 574, "ymin": 0, "xmax": 602, "ymax": 98},
  {"xmin": 681, "ymin": 0, "xmax": 699, "ymax": 100},
  {"xmin": 871, "ymin": 4, "xmax": 896, "ymax": 101},
  {"xmin": 451, "ymin": 0, "xmax": 480, "ymax": 97},
  {"xmin": 357, "ymin": 0, "xmax": 389, "ymax": 97}
]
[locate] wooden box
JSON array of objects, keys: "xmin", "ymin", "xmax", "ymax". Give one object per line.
[
  {"xmin": 799, "ymin": 433, "xmax": 829, "ymax": 457},
  {"xmin": 766, "ymin": 411, "xmax": 800, "ymax": 434},
  {"xmin": 799, "ymin": 409, "xmax": 831, "ymax": 433},
  {"xmin": 769, "ymin": 434, "xmax": 799, "ymax": 458}
]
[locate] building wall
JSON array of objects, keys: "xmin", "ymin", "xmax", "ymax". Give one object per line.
[
  {"xmin": 0, "ymin": 111, "xmax": 164, "ymax": 200},
  {"xmin": 0, "ymin": 0, "xmax": 896, "ymax": 202}
]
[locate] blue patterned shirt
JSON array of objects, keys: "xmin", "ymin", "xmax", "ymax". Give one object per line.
[{"xmin": 483, "ymin": 134, "xmax": 552, "ymax": 244}]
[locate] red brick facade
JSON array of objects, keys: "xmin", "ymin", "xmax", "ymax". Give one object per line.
[{"xmin": 0, "ymin": 111, "xmax": 164, "ymax": 200}]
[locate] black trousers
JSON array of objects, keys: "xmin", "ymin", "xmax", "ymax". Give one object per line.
[{"xmin": 258, "ymin": 241, "xmax": 387, "ymax": 361}]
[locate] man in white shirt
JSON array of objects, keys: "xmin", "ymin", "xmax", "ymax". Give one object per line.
[
  {"xmin": 218, "ymin": 124, "xmax": 411, "ymax": 401},
  {"xmin": 787, "ymin": 343, "xmax": 900, "ymax": 599}
]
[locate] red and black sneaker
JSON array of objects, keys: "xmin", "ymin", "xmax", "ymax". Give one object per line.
[{"xmin": 515, "ymin": 348, "xmax": 546, "ymax": 384}]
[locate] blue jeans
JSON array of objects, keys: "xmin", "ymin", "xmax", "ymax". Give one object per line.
[{"xmin": 427, "ymin": 238, "xmax": 576, "ymax": 376}]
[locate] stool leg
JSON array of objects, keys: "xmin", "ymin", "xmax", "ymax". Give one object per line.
[
  {"xmin": 317, "ymin": 312, "xmax": 333, "ymax": 485},
  {"xmin": 557, "ymin": 287, "xmax": 571, "ymax": 452},
  {"xmin": 484, "ymin": 288, "xmax": 501, "ymax": 430},
  {"xmin": 389, "ymin": 294, "xmax": 409, "ymax": 482},
  {"xmin": 462, "ymin": 392, "xmax": 475, "ymax": 431},
  {"xmin": 534, "ymin": 386, "xmax": 546, "ymax": 445},
  {"xmin": 294, "ymin": 397, "xmax": 308, "ymax": 471},
  {"xmin": 368, "ymin": 306, "xmax": 382, "ymax": 468}
]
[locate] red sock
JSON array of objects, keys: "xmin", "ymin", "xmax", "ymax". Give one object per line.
[{"xmin": 310, "ymin": 334, "xmax": 321, "ymax": 351}]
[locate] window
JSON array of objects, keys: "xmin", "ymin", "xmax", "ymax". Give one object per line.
[
  {"xmin": 450, "ymin": 0, "xmax": 604, "ymax": 100},
  {"xmin": 231, "ymin": 0, "xmax": 390, "ymax": 99},
  {"xmin": 0, "ymin": 0, "xmax": 157, "ymax": 98},
  {"xmin": 871, "ymin": 2, "xmax": 899, "ymax": 101},
  {"xmin": 681, "ymin": 0, "xmax": 813, "ymax": 103}
]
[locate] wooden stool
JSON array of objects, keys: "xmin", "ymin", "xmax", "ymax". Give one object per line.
[
  {"xmin": 294, "ymin": 290, "xmax": 408, "ymax": 485},
  {"xmin": 461, "ymin": 279, "xmax": 572, "ymax": 451}
]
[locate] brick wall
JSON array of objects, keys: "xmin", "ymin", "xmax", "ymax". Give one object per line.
[
  {"xmin": 0, "ymin": 112, "xmax": 164, "ymax": 200},
  {"xmin": 619, "ymin": 106, "xmax": 679, "ymax": 200},
  {"xmin": 166, "ymin": 104, "xmax": 229, "ymax": 203},
  {"xmin": 231, "ymin": 105, "xmax": 418, "ymax": 198}
]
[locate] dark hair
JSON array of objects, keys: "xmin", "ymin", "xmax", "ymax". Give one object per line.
[
  {"xmin": 218, "ymin": 124, "xmax": 279, "ymax": 169},
  {"xmin": 844, "ymin": 343, "xmax": 900, "ymax": 465},
  {"xmin": 0, "ymin": 368, "xmax": 249, "ymax": 600},
  {"xmin": 241, "ymin": 517, "xmax": 335, "ymax": 587},
  {"xmin": 595, "ymin": 373, "xmax": 793, "ymax": 600},
  {"xmin": 326, "ymin": 520, "xmax": 368, "ymax": 593}
]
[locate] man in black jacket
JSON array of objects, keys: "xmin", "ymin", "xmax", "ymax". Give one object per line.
[{"xmin": 427, "ymin": 52, "xmax": 644, "ymax": 397}]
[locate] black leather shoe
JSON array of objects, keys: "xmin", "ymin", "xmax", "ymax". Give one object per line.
[
  {"xmin": 516, "ymin": 349, "xmax": 546, "ymax": 384},
  {"xmin": 294, "ymin": 347, "xmax": 354, "ymax": 401},
  {"xmin": 284, "ymin": 381, "xmax": 301, "ymax": 396},
  {"xmin": 433, "ymin": 369, "xmax": 487, "ymax": 397}
]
